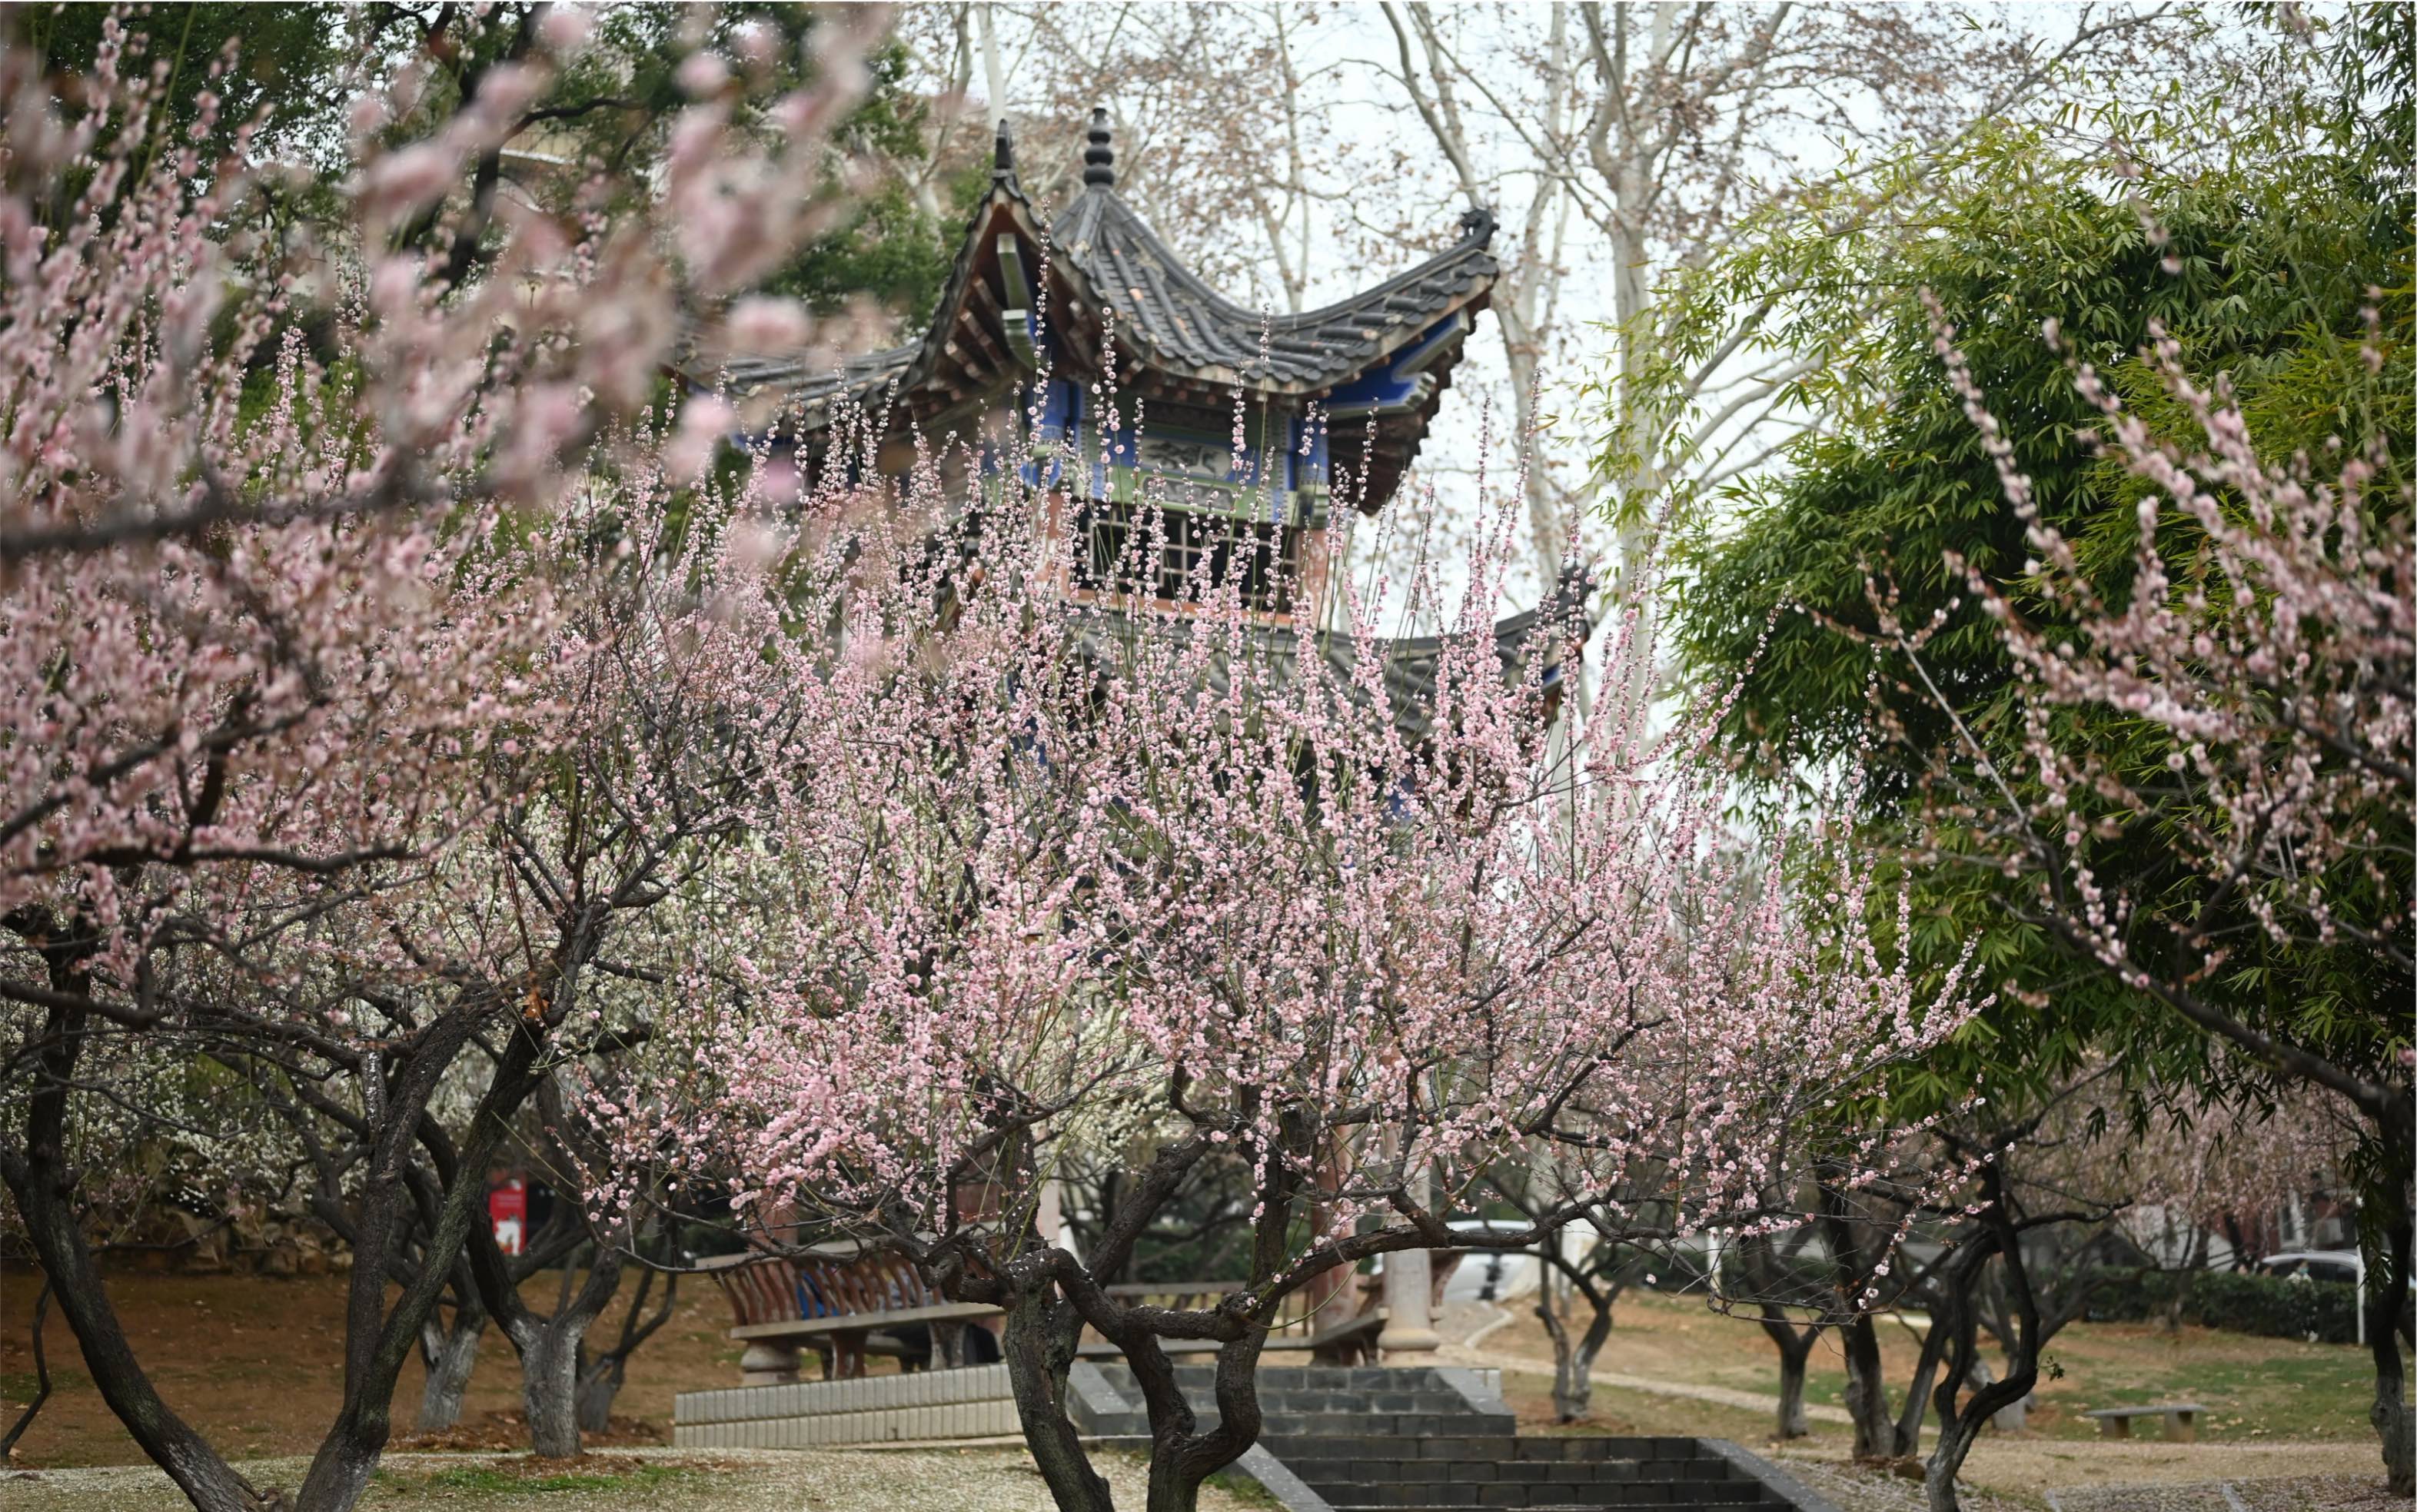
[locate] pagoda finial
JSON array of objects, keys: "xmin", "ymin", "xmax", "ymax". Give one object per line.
[
  {"xmin": 1082, "ymin": 106, "xmax": 1115, "ymax": 189},
  {"xmin": 992, "ymin": 118, "xmax": 1016, "ymax": 184}
]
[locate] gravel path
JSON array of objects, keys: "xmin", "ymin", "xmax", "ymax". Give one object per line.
[
  {"xmin": 1759, "ymin": 1441, "xmax": 2395, "ymax": 1512},
  {"xmin": 1750, "ymin": 1454, "xmax": 2396, "ymax": 1512},
  {"xmin": 2048, "ymin": 1473, "xmax": 2402, "ymax": 1512},
  {"xmin": 1439, "ymin": 1340, "xmax": 1857, "ymax": 1425},
  {"xmin": 0, "ymin": 1446, "xmax": 1271, "ymax": 1512}
]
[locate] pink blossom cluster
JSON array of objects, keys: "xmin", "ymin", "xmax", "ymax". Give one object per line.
[
  {"xmin": 0, "ymin": 13, "xmax": 886, "ymax": 1012},
  {"xmin": 575, "ymin": 367, "xmax": 1993, "ymax": 1303},
  {"xmin": 1920, "ymin": 293, "xmax": 2412, "ymax": 1118}
]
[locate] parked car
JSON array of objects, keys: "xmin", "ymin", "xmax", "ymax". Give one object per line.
[{"xmin": 1442, "ymin": 1221, "xmax": 1543, "ymax": 1304}]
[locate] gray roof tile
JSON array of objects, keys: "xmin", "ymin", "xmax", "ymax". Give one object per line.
[{"xmin": 727, "ymin": 183, "xmax": 1494, "ymax": 413}]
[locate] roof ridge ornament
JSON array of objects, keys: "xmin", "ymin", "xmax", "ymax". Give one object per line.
[
  {"xmin": 1082, "ymin": 106, "xmax": 1115, "ymax": 190},
  {"xmin": 1457, "ymin": 204, "xmax": 1497, "ymax": 248},
  {"xmin": 992, "ymin": 118, "xmax": 1016, "ymax": 186}
]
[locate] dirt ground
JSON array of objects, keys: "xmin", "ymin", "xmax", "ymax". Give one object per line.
[
  {"xmin": 3, "ymin": 1266, "xmax": 2395, "ymax": 1512},
  {"xmin": 0, "ymin": 1262, "xmax": 784, "ymax": 1467},
  {"xmin": 0, "ymin": 1447, "xmax": 1273, "ymax": 1512}
]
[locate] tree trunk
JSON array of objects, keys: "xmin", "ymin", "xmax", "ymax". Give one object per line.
[
  {"xmin": 2366, "ymin": 1154, "xmax": 2414, "ymax": 1497},
  {"xmin": 501, "ymin": 1246, "xmax": 626, "ymax": 1460},
  {"xmin": 2163, "ymin": 1225, "xmax": 2206, "ymax": 1334},
  {"xmin": 1000, "ymin": 1284, "xmax": 1116, "ymax": 1512},
  {"xmin": 414, "ymin": 1298, "xmax": 487, "ymax": 1432},
  {"xmin": 577, "ymin": 1261, "xmax": 678, "ymax": 1434},
  {"xmin": 519, "ymin": 1323, "xmax": 586, "ymax": 1460},
  {"xmin": 1923, "ymin": 1417, "xmax": 1980, "ymax": 1512},
  {"xmin": 462, "ymin": 1081, "xmax": 633, "ymax": 1460},
  {"xmin": 575, "ymin": 1353, "xmax": 620, "ymax": 1436},
  {"xmin": 1554, "ymin": 1293, "xmax": 1613, "ymax": 1424},
  {"xmin": 1836, "ymin": 1312, "xmax": 1894, "ymax": 1460},
  {"xmin": 1531, "ymin": 1245, "xmax": 1619, "ymax": 1425},
  {"xmin": 1760, "ymin": 1318, "xmax": 1814, "ymax": 1439},
  {"xmin": 1923, "ymin": 1182, "xmax": 2035, "ymax": 1512},
  {"xmin": 1892, "ymin": 1301, "xmax": 1955, "ymax": 1458},
  {"xmin": 0, "ymin": 993, "xmax": 266, "ymax": 1512},
  {"xmin": 292, "ymin": 1015, "xmax": 550, "ymax": 1512},
  {"xmin": 0, "ymin": 1280, "xmax": 54, "ymax": 1457},
  {"xmin": 2372, "ymin": 1318, "xmax": 2414, "ymax": 1497},
  {"xmin": 1127, "ymin": 1325, "xmax": 1271, "ymax": 1512}
]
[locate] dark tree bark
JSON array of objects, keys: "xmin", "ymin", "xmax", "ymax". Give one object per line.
[
  {"xmin": 1760, "ymin": 1311, "xmax": 1817, "ymax": 1440},
  {"xmin": 414, "ymin": 1268, "xmax": 488, "ymax": 1433},
  {"xmin": 2364, "ymin": 1141, "xmax": 2415, "ymax": 1497},
  {"xmin": 0, "ymin": 1278, "xmax": 55, "ymax": 1457},
  {"xmin": 1534, "ymin": 1261, "xmax": 1616, "ymax": 1425},
  {"xmin": 1738, "ymin": 1228, "xmax": 1824, "ymax": 1440},
  {"xmin": 1890, "ymin": 1286, "xmax": 1957, "ymax": 1458},
  {"xmin": 2163, "ymin": 1226, "xmax": 2207, "ymax": 1334},
  {"xmin": 576, "ymin": 1262, "xmax": 678, "ymax": 1434},
  {"xmin": 998, "ymin": 1268, "xmax": 1115, "ymax": 1512},
  {"xmin": 290, "ymin": 1012, "xmax": 550, "ymax": 1512},
  {"xmin": 4, "ymin": 905, "xmax": 566, "ymax": 1512},
  {"xmin": 1818, "ymin": 1178, "xmax": 1900, "ymax": 1461},
  {"xmin": 0, "ymin": 936, "xmax": 269, "ymax": 1512},
  {"xmin": 1922, "ymin": 1175, "xmax": 2026, "ymax": 1512},
  {"xmin": 1917, "ymin": 1166, "xmax": 2122, "ymax": 1512},
  {"xmin": 463, "ymin": 1078, "xmax": 637, "ymax": 1458},
  {"xmin": 963, "ymin": 1120, "xmax": 1287, "ymax": 1512}
]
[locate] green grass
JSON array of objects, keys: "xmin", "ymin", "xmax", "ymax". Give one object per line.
[
  {"xmin": 1, "ymin": 1367, "xmax": 88, "ymax": 1398},
  {"xmin": 1484, "ymin": 1288, "xmax": 2379, "ymax": 1446},
  {"xmin": 1782, "ymin": 1346, "xmax": 2372, "ymax": 1442},
  {"xmin": 2073, "ymin": 1347, "xmax": 2376, "ymax": 1440}
]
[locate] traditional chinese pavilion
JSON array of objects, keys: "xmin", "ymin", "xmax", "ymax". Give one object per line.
[{"xmin": 719, "ymin": 111, "xmax": 1580, "ymax": 738}]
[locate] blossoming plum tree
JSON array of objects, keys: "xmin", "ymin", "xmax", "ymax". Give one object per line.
[
  {"xmin": 590, "ymin": 396, "xmax": 1993, "ymax": 1510},
  {"xmin": 1901, "ymin": 306, "xmax": 2414, "ymax": 1492},
  {"xmin": 0, "ymin": 14, "xmax": 893, "ymax": 1510}
]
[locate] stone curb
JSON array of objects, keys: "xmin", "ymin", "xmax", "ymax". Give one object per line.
[
  {"xmin": 1696, "ymin": 1437, "xmax": 1847, "ymax": 1512},
  {"xmin": 1230, "ymin": 1443, "xmax": 1337, "ymax": 1512}
]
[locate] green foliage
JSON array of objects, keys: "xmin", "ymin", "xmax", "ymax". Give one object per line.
[
  {"xmin": 772, "ymin": 162, "xmax": 991, "ymax": 330},
  {"xmin": 1672, "ymin": 111, "xmax": 2406, "ymax": 801},
  {"xmin": 27, "ymin": 5, "xmax": 963, "ymax": 330},
  {"xmin": 2083, "ymin": 1268, "xmax": 2411, "ymax": 1348},
  {"xmin": 1660, "ymin": 8, "xmax": 2414, "ymax": 1120},
  {"xmin": 20, "ymin": 5, "xmax": 353, "ymax": 158}
]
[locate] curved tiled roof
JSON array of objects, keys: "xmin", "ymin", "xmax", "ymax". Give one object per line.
[
  {"xmin": 719, "ymin": 344, "xmax": 914, "ymax": 410},
  {"xmin": 1050, "ymin": 189, "xmax": 1497, "ymax": 390},
  {"xmin": 720, "ymin": 164, "xmax": 1496, "ymax": 417},
  {"xmin": 1065, "ymin": 562, "xmax": 1590, "ymax": 751}
]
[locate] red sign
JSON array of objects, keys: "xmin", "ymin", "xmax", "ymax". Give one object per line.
[{"xmin": 488, "ymin": 1177, "xmax": 527, "ymax": 1256}]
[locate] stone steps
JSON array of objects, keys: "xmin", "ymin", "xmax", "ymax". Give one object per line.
[
  {"xmin": 670, "ymin": 1355, "xmax": 1825, "ymax": 1509},
  {"xmin": 1068, "ymin": 1362, "xmax": 1514, "ymax": 1442},
  {"xmin": 1264, "ymin": 1431, "xmax": 1797, "ymax": 1511}
]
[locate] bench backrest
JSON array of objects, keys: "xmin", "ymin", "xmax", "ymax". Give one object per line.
[{"xmin": 703, "ymin": 1249, "xmax": 946, "ymax": 1328}]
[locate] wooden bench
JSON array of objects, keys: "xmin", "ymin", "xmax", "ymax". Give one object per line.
[
  {"xmin": 2083, "ymin": 1403, "xmax": 2206, "ymax": 1441},
  {"xmin": 700, "ymin": 1249, "xmax": 1000, "ymax": 1382}
]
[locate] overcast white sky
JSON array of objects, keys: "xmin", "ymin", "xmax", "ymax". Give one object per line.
[{"xmin": 941, "ymin": 2, "xmax": 2226, "ymax": 630}]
